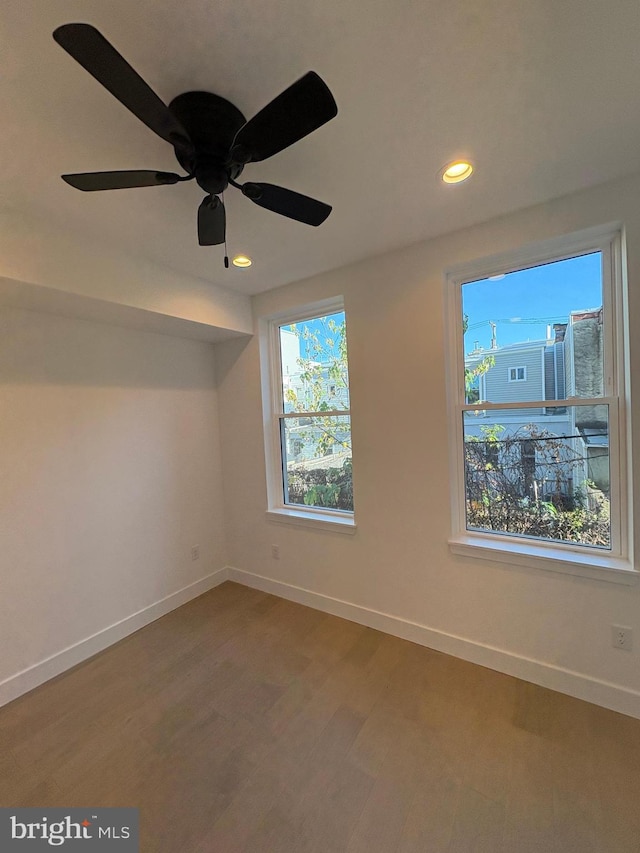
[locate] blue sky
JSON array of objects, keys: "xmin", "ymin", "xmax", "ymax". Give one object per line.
[
  {"xmin": 462, "ymin": 252, "xmax": 602, "ymax": 353},
  {"xmin": 282, "ymin": 311, "xmax": 345, "ymax": 361}
]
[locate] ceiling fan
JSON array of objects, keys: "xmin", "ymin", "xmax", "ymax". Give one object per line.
[{"xmin": 52, "ymin": 23, "xmax": 337, "ymax": 251}]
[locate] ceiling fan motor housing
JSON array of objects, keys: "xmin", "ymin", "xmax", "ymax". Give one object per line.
[
  {"xmin": 52, "ymin": 23, "xmax": 337, "ymax": 244},
  {"xmin": 168, "ymin": 91, "xmax": 246, "ymax": 194}
]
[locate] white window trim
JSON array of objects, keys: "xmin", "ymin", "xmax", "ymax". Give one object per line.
[
  {"xmin": 443, "ymin": 223, "xmax": 636, "ymax": 584},
  {"xmin": 259, "ymin": 296, "xmax": 356, "ymax": 534},
  {"xmin": 508, "ymin": 366, "xmax": 527, "ymax": 382}
]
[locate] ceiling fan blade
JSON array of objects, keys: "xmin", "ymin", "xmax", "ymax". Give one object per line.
[
  {"xmin": 242, "ymin": 182, "xmax": 331, "ymax": 226},
  {"xmin": 198, "ymin": 196, "xmax": 226, "ymax": 245},
  {"xmin": 231, "ymin": 72, "xmax": 337, "ymax": 163},
  {"xmin": 53, "ymin": 23, "xmax": 192, "ymax": 154},
  {"xmin": 62, "ymin": 170, "xmax": 181, "ymax": 191}
]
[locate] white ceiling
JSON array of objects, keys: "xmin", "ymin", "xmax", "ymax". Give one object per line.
[{"xmin": 3, "ymin": 0, "xmax": 640, "ymax": 296}]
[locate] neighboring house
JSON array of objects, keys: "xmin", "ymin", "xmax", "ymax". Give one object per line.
[{"xmin": 464, "ymin": 309, "xmax": 607, "ymax": 500}]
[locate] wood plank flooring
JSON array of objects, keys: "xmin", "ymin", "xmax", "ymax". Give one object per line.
[{"xmin": 1, "ymin": 581, "xmax": 639, "ymax": 852}]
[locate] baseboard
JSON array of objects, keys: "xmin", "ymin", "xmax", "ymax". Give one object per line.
[
  {"xmin": 227, "ymin": 566, "xmax": 640, "ymax": 720},
  {"xmin": 0, "ymin": 567, "xmax": 229, "ymax": 709}
]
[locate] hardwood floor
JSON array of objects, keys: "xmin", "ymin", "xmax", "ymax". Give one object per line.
[{"xmin": 1, "ymin": 581, "xmax": 639, "ymax": 852}]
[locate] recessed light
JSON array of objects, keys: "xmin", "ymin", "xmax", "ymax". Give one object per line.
[
  {"xmin": 442, "ymin": 161, "xmax": 474, "ymax": 184},
  {"xmin": 232, "ymin": 255, "xmax": 252, "ymax": 268},
  {"xmin": 488, "ymin": 274, "xmax": 506, "ymax": 281}
]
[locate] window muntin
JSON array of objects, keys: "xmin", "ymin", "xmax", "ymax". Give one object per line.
[
  {"xmin": 271, "ymin": 306, "xmax": 353, "ymax": 515},
  {"xmin": 447, "ymin": 229, "xmax": 629, "ymax": 570}
]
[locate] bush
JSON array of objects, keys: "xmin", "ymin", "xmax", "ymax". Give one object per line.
[
  {"xmin": 287, "ymin": 460, "xmax": 353, "ymax": 511},
  {"xmin": 466, "ymin": 497, "xmax": 610, "ymax": 547}
]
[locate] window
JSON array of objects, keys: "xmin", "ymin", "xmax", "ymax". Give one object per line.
[
  {"xmin": 445, "ymin": 226, "xmax": 634, "ymax": 581},
  {"xmin": 261, "ymin": 298, "xmax": 354, "ymax": 531}
]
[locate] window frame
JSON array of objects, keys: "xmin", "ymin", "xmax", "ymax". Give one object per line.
[
  {"xmin": 443, "ymin": 223, "xmax": 636, "ymax": 583},
  {"xmin": 508, "ymin": 366, "xmax": 527, "ymax": 382},
  {"xmin": 259, "ymin": 296, "xmax": 356, "ymax": 534}
]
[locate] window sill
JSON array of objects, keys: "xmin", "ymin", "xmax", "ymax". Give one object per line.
[
  {"xmin": 266, "ymin": 508, "xmax": 356, "ymax": 534},
  {"xmin": 449, "ymin": 533, "xmax": 638, "ymax": 585}
]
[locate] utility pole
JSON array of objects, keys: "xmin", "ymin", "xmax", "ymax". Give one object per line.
[{"xmin": 489, "ymin": 321, "xmax": 497, "ymax": 350}]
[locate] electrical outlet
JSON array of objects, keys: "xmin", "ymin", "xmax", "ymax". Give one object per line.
[
  {"xmin": 271, "ymin": 544, "xmax": 280, "ymax": 559},
  {"xmin": 612, "ymin": 625, "xmax": 633, "ymax": 651},
  {"xmin": 191, "ymin": 545, "xmax": 200, "ymax": 561}
]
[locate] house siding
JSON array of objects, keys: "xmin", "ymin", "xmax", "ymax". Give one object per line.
[{"xmin": 481, "ymin": 345, "xmax": 545, "ymax": 417}]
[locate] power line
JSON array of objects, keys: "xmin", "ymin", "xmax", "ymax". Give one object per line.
[{"xmin": 465, "ymin": 315, "xmax": 569, "ymax": 331}]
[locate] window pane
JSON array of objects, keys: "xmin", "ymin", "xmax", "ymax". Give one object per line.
[
  {"xmin": 279, "ymin": 312, "xmax": 350, "ymax": 413},
  {"xmin": 462, "ymin": 253, "xmax": 603, "ymax": 404},
  {"xmin": 281, "ymin": 415, "xmax": 353, "ymax": 511},
  {"xmin": 463, "ymin": 406, "xmax": 610, "ymax": 548}
]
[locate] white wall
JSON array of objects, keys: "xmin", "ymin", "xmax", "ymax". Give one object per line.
[
  {"xmin": 0, "ymin": 306, "xmax": 228, "ymax": 703},
  {"xmin": 216, "ymin": 173, "xmax": 640, "ymax": 718},
  {"xmin": 0, "ymin": 207, "xmax": 252, "ymax": 340}
]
